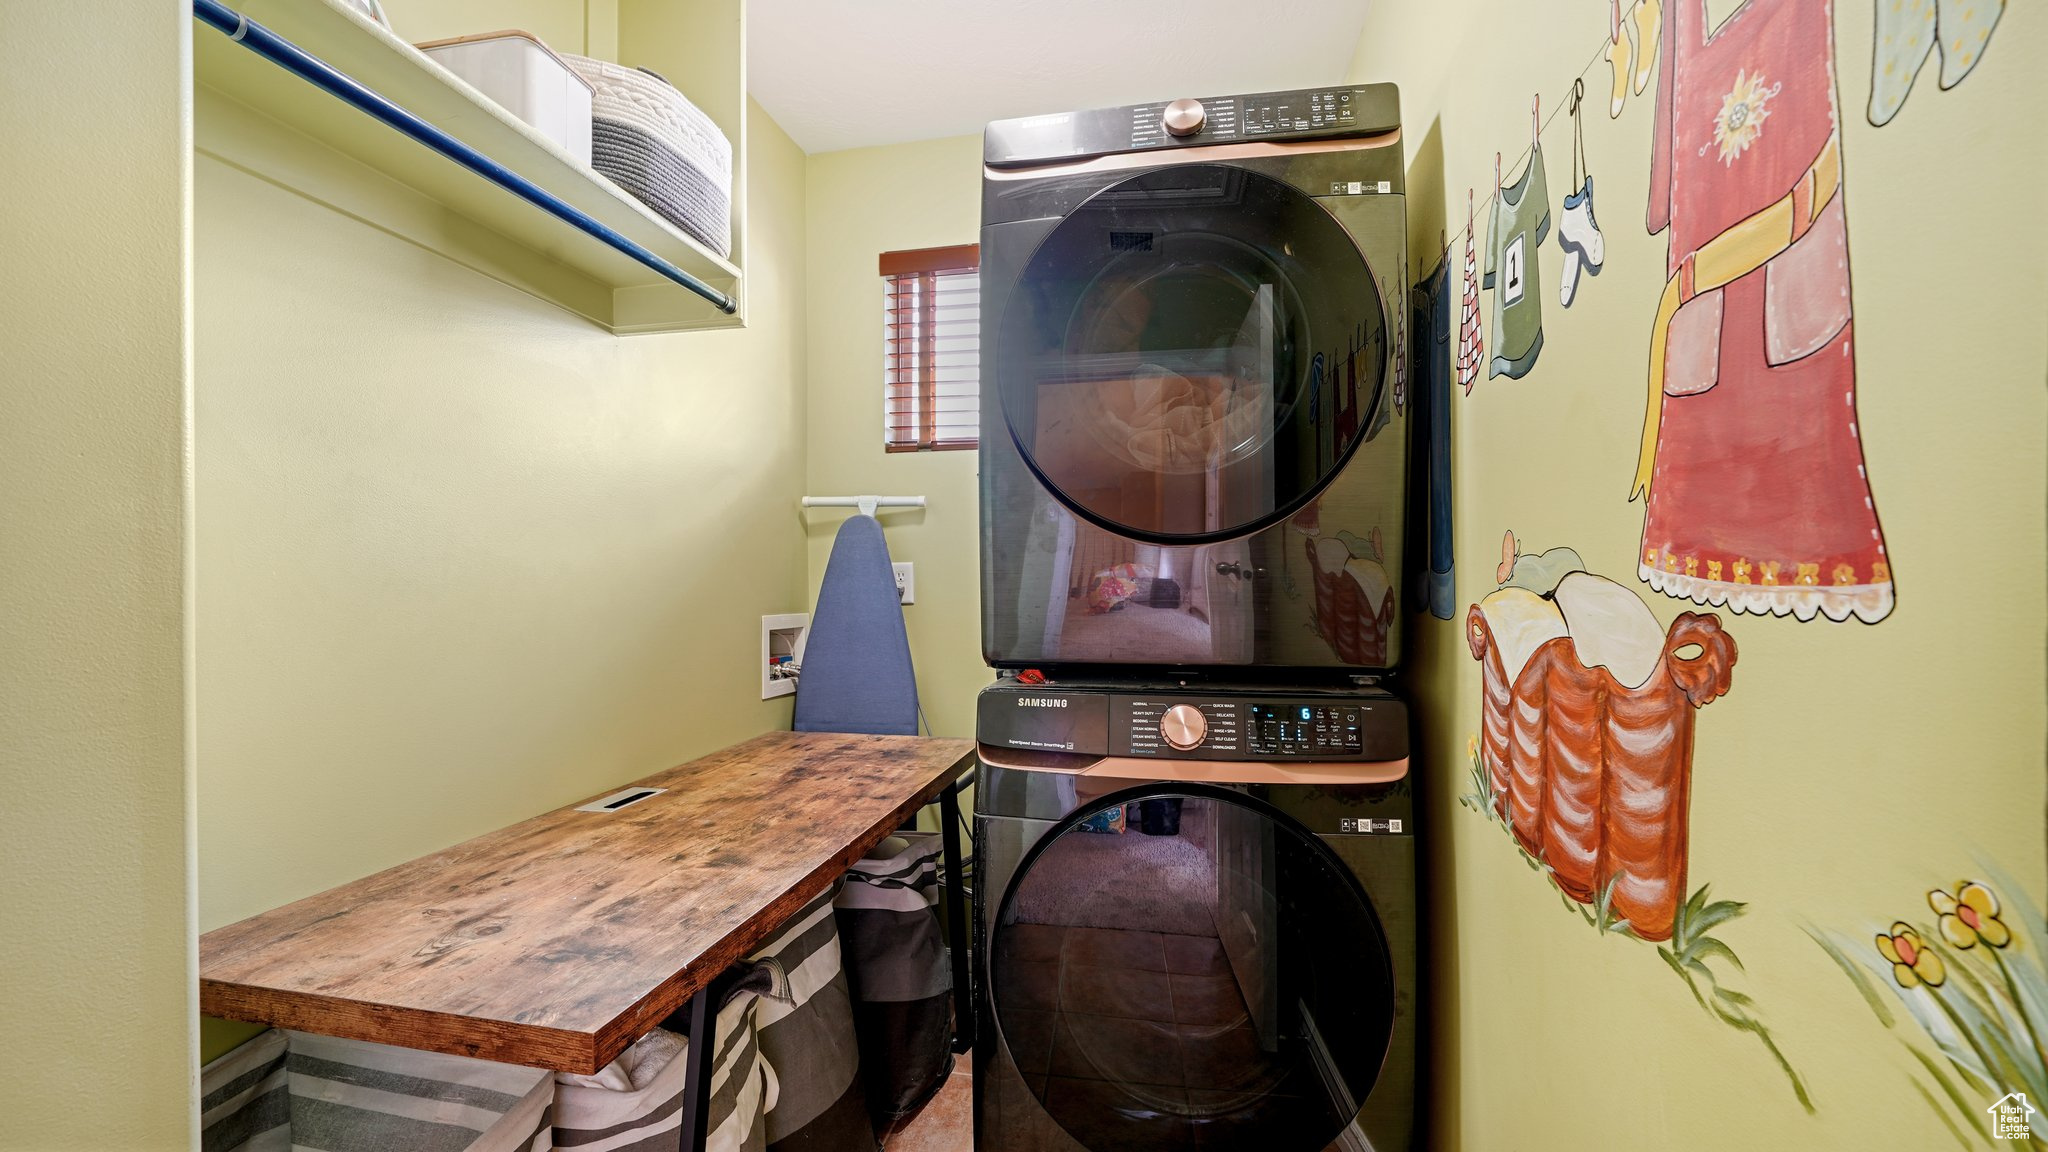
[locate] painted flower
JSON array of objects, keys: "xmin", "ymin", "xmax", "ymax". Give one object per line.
[
  {"xmin": 1930, "ymin": 882, "xmax": 2012, "ymax": 950},
  {"xmin": 1712, "ymin": 69, "xmax": 1776, "ymax": 165},
  {"xmin": 1877, "ymin": 923, "xmax": 1946, "ymax": 988}
]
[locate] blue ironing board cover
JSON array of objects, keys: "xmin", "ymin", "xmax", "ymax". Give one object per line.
[{"xmin": 793, "ymin": 515, "xmax": 919, "ymax": 736}]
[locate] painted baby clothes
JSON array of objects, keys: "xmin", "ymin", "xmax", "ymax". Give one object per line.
[
  {"xmin": 1869, "ymin": 0, "xmax": 2005, "ymax": 125},
  {"xmin": 1558, "ymin": 176, "xmax": 1605, "ymax": 307},
  {"xmin": 1483, "ymin": 144, "xmax": 1550, "ymax": 379},
  {"xmin": 1455, "ymin": 194, "xmax": 1484, "ymax": 391},
  {"xmin": 1639, "ymin": 0, "xmax": 1891, "ymax": 623}
]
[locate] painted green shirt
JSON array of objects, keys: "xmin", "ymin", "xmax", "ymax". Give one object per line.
[{"xmin": 1483, "ymin": 143, "xmax": 1551, "ymax": 379}]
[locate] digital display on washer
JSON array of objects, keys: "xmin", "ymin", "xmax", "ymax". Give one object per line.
[{"xmin": 1248, "ymin": 703, "xmax": 1363, "ymax": 756}]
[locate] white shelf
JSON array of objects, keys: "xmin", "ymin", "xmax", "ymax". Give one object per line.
[{"xmin": 193, "ymin": 0, "xmax": 744, "ymax": 333}]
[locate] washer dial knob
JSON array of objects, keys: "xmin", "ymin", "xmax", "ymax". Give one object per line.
[
  {"xmin": 1162, "ymin": 98, "xmax": 1207, "ymax": 137},
  {"xmin": 1160, "ymin": 704, "xmax": 1208, "ymax": 751}
]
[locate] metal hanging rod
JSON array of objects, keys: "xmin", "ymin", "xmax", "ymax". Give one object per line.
[
  {"xmin": 191, "ymin": 0, "xmax": 738, "ymax": 316},
  {"xmin": 802, "ymin": 495, "xmax": 926, "ymax": 517}
]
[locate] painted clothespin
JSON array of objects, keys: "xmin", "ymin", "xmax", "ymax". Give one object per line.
[{"xmin": 1532, "ymin": 93, "xmax": 1541, "ymax": 148}]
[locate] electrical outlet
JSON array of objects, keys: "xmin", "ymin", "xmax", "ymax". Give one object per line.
[{"xmin": 892, "ymin": 562, "xmax": 915, "ymax": 605}]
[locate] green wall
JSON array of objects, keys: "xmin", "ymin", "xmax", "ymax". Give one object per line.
[
  {"xmin": 194, "ymin": 0, "xmax": 812, "ymax": 1062},
  {"xmin": 1349, "ymin": 2, "xmax": 2048, "ymax": 1147},
  {"xmin": 803, "ymin": 134, "xmax": 991, "ymax": 741},
  {"xmin": 0, "ymin": 1, "xmax": 200, "ymax": 1146}
]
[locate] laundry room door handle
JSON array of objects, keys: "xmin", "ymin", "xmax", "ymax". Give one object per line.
[{"xmin": 1215, "ymin": 562, "xmax": 1253, "ymax": 580}]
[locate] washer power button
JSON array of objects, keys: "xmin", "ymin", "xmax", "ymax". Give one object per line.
[{"xmin": 1160, "ymin": 704, "xmax": 1208, "ymax": 751}]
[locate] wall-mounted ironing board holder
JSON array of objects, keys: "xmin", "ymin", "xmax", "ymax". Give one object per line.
[{"xmin": 801, "ymin": 494, "xmax": 925, "ymax": 518}]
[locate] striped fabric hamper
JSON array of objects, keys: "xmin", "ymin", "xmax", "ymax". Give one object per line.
[
  {"xmin": 748, "ymin": 888, "xmax": 878, "ymax": 1152},
  {"xmin": 553, "ymin": 984, "xmax": 775, "ymax": 1152},
  {"xmin": 201, "ymin": 1028, "xmax": 291, "ymax": 1152},
  {"xmin": 834, "ymin": 833, "xmax": 954, "ymax": 1133},
  {"xmin": 561, "ymin": 54, "xmax": 732, "ymax": 257},
  {"xmin": 285, "ymin": 1031, "xmax": 555, "ymax": 1152}
]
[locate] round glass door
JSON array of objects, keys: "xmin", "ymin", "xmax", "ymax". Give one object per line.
[
  {"xmin": 996, "ymin": 164, "xmax": 1388, "ymax": 544},
  {"xmin": 990, "ymin": 787, "xmax": 1394, "ymax": 1151}
]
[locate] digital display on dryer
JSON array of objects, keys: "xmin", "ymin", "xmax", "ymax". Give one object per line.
[{"xmin": 1249, "ymin": 703, "xmax": 1363, "ymax": 756}]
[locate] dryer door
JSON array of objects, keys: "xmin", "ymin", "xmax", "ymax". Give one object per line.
[
  {"xmin": 995, "ymin": 163, "xmax": 1389, "ymax": 546},
  {"xmin": 988, "ymin": 785, "xmax": 1395, "ymax": 1151}
]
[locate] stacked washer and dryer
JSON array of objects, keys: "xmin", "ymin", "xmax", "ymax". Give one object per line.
[{"xmin": 972, "ymin": 86, "xmax": 1420, "ymax": 1152}]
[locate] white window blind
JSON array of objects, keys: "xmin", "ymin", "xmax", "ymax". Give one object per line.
[{"xmin": 882, "ymin": 244, "xmax": 980, "ymax": 451}]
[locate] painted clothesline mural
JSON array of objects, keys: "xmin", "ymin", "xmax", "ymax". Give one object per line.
[
  {"xmin": 1432, "ymin": 0, "xmax": 2001, "ymax": 626},
  {"xmin": 1461, "ymin": 531, "xmax": 1807, "ymax": 1105},
  {"xmin": 1423, "ymin": 0, "xmax": 2019, "ymax": 1133},
  {"xmin": 1634, "ymin": 0, "xmax": 1894, "ymax": 625},
  {"xmin": 1422, "ymin": 0, "xmax": 2005, "ymax": 297}
]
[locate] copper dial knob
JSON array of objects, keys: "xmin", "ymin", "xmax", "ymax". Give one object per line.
[
  {"xmin": 1160, "ymin": 704, "xmax": 1208, "ymax": 751},
  {"xmin": 1162, "ymin": 98, "xmax": 1207, "ymax": 137}
]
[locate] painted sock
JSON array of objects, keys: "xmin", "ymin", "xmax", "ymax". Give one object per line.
[
  {"xmin": 1557, "ymin": 177, "xmax": 1604, "ymax": 308},
  {"xmin": 1630, "ymin": 0, "xmax": 1661, "ymax": 95},
  {"xmin": 1605, "ymin": 22, "xmax": 1632, "ymax": 118}
]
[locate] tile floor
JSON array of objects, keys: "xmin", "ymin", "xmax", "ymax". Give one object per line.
[{"xmin": 884, "ymin": 1054, "xmax": 972, "ymax": 1152}]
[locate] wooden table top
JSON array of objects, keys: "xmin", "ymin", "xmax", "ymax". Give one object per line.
[{"xmin": 200, "ymin": 731, "xmax": 975, "ymax": 1073}]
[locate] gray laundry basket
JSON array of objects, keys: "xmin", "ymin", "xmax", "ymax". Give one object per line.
[
  {"xmin": 835, "ymin": 832, "xmax": 955, "ymax": 1134},
  {"xmin": 199, "ymin": 1028, "xmax": 553, "ymax": 1152}
]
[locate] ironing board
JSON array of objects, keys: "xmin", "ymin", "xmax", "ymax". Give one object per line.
[{"xmin": 793, "ymin": 512, "xmax": 975, "ymax": 1062}]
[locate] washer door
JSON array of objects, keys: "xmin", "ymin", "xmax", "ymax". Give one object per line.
[
  {"xmin": 990, "ymin": 786, "xmax": 1394, "ymax": 1150},
  {"xmin": 996, "ymin": 163, "xmax": 1388, "ymax": 545}
]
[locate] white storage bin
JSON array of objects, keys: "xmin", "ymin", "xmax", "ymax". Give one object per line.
[{"xmin": 417, "ymin": 30, "xmax": 593, "ymax": 166}]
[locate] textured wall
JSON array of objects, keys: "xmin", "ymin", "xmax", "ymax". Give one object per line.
[
  {"xmin": 0, "ymin": 1, "xmax": 198, "ymax": 1146},
  {"xmin": 1348, "ymin": 2, "xmax": 2048, "ymax": 1147},
  {"xmin": 803, "ymin": 134, "xmax": 990, "ymax": 741},
  {"xmin": 194, "ymin": 1, "xmax": 810, "ymax": 1063}
]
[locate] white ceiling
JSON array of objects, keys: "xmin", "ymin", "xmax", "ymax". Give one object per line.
[{"xmin": 748, "ymin": 0, "xmax": 1372, "ymax": 154}]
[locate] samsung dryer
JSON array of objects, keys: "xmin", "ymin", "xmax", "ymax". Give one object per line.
[
  {"xmin": 971, "ymin": 677, "xmax": 1418, "ymax": 1152},
  {"xmin": 980, "ymin": 86, "xmax": 1410, "ymax": 674}
]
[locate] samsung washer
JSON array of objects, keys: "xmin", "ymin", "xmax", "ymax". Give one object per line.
[{"xmin": 970, "ymin": 677, "xmax": 1418, "ymax": 1151}]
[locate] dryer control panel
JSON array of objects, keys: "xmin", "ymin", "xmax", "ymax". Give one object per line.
[
  {"xmin": 977, "ymin": 680, "xmax": 1406, "ymax": 762},
  {"xmin": 984, "ymin": 83, "xmax": 1401, "ymax": 167}
]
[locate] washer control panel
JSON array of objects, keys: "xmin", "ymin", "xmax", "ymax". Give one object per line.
[
  {"xmin": 1123, "ymin": 698, "xmax": 1245, "ymax": 756},
  {"xmin": 1245, "ymin": 703, "xmax": 1365, "ymax": 756},
  {"xmin": 978, "ymin": 682, "xmax": 1407, "ymax": 763},
  {"xmin": 1110, "ymin": 693, "xmax": 1400, "ymax": 761}
]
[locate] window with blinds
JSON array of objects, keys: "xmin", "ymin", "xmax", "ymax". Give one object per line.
[{"xmin": 882, "ymin": 244, "xmax": 980, "ymax": 451}]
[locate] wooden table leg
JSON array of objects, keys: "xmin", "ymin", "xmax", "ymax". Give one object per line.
[
  {"xmin": 939, "ymin": 776, "xmax": 974, "ymax": 1053},
  {"xmin": 678, "ymin": 985, "xmax": 717, "ymax": 1151}
]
